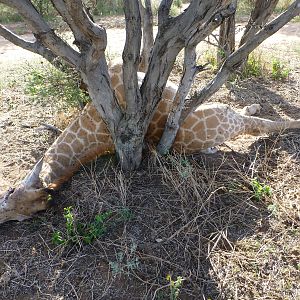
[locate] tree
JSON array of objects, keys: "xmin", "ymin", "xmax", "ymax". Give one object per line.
[{"xmin": 0, "ymin": 0, "xmax": 299, "ymax": 170}]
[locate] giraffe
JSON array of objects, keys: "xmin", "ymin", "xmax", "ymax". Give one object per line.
[{"xmin": 0, "ymin": 63, "xmax": 299, "ymax": 224}]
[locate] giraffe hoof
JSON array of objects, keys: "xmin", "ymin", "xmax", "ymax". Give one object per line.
[
  {"xmin": 241, "ymin": 104, "xmax": 262, "ymax": 116},
  {"xmin": 201, "ymin": 147, "xmax": 218, "ymax": 154}
]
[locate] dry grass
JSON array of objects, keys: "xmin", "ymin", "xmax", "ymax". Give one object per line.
[{"xmin": 0, "ymin": 132, "xmax": 300, "ymax": 298}]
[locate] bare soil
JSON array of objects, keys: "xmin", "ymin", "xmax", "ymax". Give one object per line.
[{"xmin": 0, "ymin": 18, "xmax": 300, "ymax": 299}]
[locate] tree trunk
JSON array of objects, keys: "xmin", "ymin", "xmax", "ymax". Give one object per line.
[
  {"xmin": 240, "ymin": 0, "xmax": 279, "ymax": 46},
  {"xmin": 138, "ymin": 0, "xmax": 154, "ymax": 72},
  {"xmin": 0, "ymin": 0, "xmax": 297, "ymax": 171},
  {"xmin": 217, "ymin": 0, "xmax": 237, "ymax": 65},
  {"xmin": 114, "ymin": 119, "xmax": 144, "ymax": 170},
  {"xmin": 157, "ymin": 46, "xmax": 200, "ymax": 155}
]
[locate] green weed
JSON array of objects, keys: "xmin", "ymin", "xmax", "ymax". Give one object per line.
[
  {"xmin": 51, "ymin": 231, "xmax": 64, "ymax": 245},
  {"xmin": 271, "ymin": 59, "xmax": 290, "ymax": 81},
  {"xmin": 251, "ymin": 178, "xmax": 272, "ymax": 201},
  {"xmin": 204, "ymin": 50, "xmax": 218, "ymax": 71},
  {"xmin": 118, "ymin": 208, "xmax": 134, "ymax": 222},
  {"xmin": 166, "ymin": 274, "xmax": 184, "ymax": 300},
  {"xmin": 292, "ymin": 15, "xmax": 300, "ymax": 23},
  {"xmin": 52, "ymin": 207, "xmax": 113, "ymax": 246},
  {"xmin": 267, "ymin": 203, "xmax": 278, "ymax": 216},
  {"xmin": 52, "ymin": 206, "xmax": 133, "ymax": 246},
  {"xmin": 274, "ymin": 0, "xmax": 293, "ymax": 13},
  {"xmin": 109, "ymin": 242, "xmax": 140, "ymax": 275},
  {"xmin": 78, "ymin": 211, "xmax": 113, "ymax": 244},
  {"xmin": 25, "ymin": 62, "xmax": 90, "ymax": 109},
  {"xmin": 242, "ymin": 53, "xmax": 266, "ymax": 78},
  {"xmin": 168, "ymin": 156, "xmax": 193, "ymax": 179},
  {"xmin": 0, "ymin": 4, "xmax": 23, "ymax": 23}
]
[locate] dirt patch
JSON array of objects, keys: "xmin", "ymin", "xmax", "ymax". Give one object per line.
[{"xmin": 0, "ymin": 17, "xmax": 300, "ymax": 300}]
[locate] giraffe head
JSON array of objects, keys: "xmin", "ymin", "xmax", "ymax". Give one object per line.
[{"xmin": 0, "ymin": 159, "xmax": 49, "ymax": 224}]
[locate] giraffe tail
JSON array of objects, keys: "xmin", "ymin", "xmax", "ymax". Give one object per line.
[{"xmin": 243, "ymin": 116, "xmax": 300, "ymax": 136}]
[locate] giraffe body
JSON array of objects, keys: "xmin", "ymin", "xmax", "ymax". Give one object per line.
[{"xmin": 1, "ymin": 63, "xmax": 300, "ymax": 223}]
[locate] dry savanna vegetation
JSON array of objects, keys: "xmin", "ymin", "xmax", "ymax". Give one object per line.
[{"xmin": 0, "ymin": 1, "xmax": 300, "ymax": 299}]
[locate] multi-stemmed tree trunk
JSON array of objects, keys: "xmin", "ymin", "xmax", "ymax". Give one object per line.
[{"xmin": 0, "ymin": 0, "xmax": 299, "ymax": 169}]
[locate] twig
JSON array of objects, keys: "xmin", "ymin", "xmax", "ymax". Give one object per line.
[
  {"xmin": 39, "ymin": 123, "xmax": 62, "ymax": 134},
  {"xmin": 21, "ymin": 123, "xmax": 62, "ymax": 134}
]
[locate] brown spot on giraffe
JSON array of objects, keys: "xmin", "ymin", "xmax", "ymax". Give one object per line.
[{"xmin": 206, "ymin": 116, "xmax": 219, "ymax": 129}]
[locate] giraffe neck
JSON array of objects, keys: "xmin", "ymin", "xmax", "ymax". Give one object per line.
[{"xmin": 40, "ymin": 103, "xmax": 114, "ymax": 188}]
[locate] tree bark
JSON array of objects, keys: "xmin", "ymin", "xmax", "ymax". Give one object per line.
[
  {"xmin": 240, "ymin": 0, "xmax": 279, "ymax": 46},
  {"xmin": 0, "ymin": 24, "xmax": 58, "ymax": 64},
  {"xmin": 138, "ymin": 0, "xmax": 154, "ymax": 72},
  {"xmin": 157, "ymin": 46, "xmax": 208, "ymax": 154},
  {"xmin": 118, "ymin": 0, "xmax": 144, "ymax": 170},
  {"xmin": 217, "ymin": 0, "xmax": 237, "ymax": 65}
]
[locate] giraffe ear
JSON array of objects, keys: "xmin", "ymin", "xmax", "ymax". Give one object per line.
[{"xmin": 22, "ymin": 157, "xmax": 44, "ymax": 188}]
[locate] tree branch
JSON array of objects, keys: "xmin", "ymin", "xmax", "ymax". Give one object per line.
[
  {"xmin": 181, "ymin": 0, "xmax": 300, "ymax": 122},
  {"xmin": 0, "ymin": 0, "xmax": 81, "ymax": 68},
  {"xmin": 217, "ymin": 0, "xmax": 237, "ymax": 65},
  {"xmin": 50, "ymin": 0, "xmax": 89, "ymax": 52},
  {"xmin": 64, "ymin": 0, "xmax": 106, "ymax": 65},
  {"xmin": 0, "ymin": 24, "xmax": 57, "ymax": 63},
  {"xmin": 138, "ymin": 0, "xmax": 154, "ymax": 72},
  {"xmin": 186, "ymin": 1, "xmax": 237, "ymax": 48},
  {"xmin": 157, "ymin": 45, "xmax": 207, "ymax": 154},
  {"xmin": 122, "ymin": 0, "xmax": 142, "ymax": 112},
  {"xmin": 240, "ymin": 0, "xmax": 279, "ymax": 46},
  {"xmin": 158, "ymin": 0, "xmax": 173, "ymax": 26}
]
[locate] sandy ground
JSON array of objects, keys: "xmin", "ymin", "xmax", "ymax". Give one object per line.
[{"xmin": 0, "ymin": 22, "xmax": 299, "ymax": 63}]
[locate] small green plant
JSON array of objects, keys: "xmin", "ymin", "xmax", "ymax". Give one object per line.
[
  {"xmin": 117, "ymin": 208, "xmax": 134, "ymax": 222},
  {"xmin": 52, "ymin": 207, "xmax": 113, "ymax": 246},
  {"xmin": 51, "ymin": 230, "xmax": 64, "ymax": 245},
  {"xmin": 267, "ymin": 203, "xmax": 278, "ymax": 215},
  {"xmin": 109, "ymin": 242, "xmax": 140, "ymax": 275},
  {"xmin": 166, "ymin": 274, "xmax": 184, "ymax": 300},
  {"xmin": 242, "ymin": 53, "xmax": 265, "ymax": 78},
  {"xmin": 204, "ymin": 49, "xmax": 218, "ymax": 71},
  {"xmin": 78, "ymin": 211, "xmax": 113, "ymax": 244},
  {"xmin": 51, "ymin": 205, "xmax": 135, "ymax": 246},
  {"xmin": 0, "ymin": 4, "xmax": 23, "ymax": 23},
  {"xmin": 251, "ymin": 178, "xmax": 272, "ymax": 201},
  {"xmin": 64, "ymin": 206, "xmax": 78, "ymax": 243},
  {"xmin": 292, "ymin": 15, "xmax": 300, "ymax": 23},
  {"xmin": 271, "ymin": 59, "xmax": 290, "ymax": 80},
  {"xmin": 168, "ymin": 156, "xmax": 192, "ymax": 179},
  {"xmin": 25, "ymin": 63, "xmax": 90, "ymax": 109}
]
